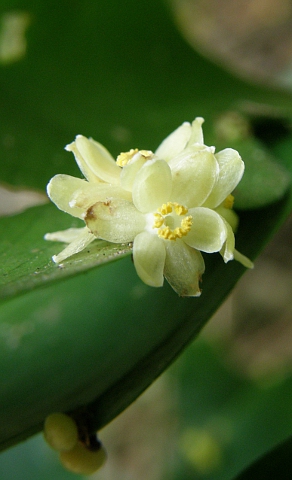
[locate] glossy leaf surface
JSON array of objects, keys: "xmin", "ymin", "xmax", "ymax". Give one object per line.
[{"xmin": 0, "ymin": 0, "xmax": 292, "ymax": 454}]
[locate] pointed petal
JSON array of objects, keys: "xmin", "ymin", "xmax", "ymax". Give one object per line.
[
  {"xmin": 45, "ymin": 227, "xmax": 86, "ymax": 243},
  {"xmin": 133, "ymin": 232, "xmax": 166, "ymax": 287},
  {"xmin": 50, "ymin": 227, "xmax": 95, "ymax": 263},
  {"xmin": 67, "ymin": 135, "xmax": 121, "ymax": 184},
  {"xmin": 187, "ymin": 117, "xmax": 205, "ymax": 146},
  {"xmin": 132, "ymin": 159, "xmax": 172, "ymax": 213},
  {"xmin": 169, "ymin": 148, "xmax": 218, "ymax": 207},
  {"xmin": 203, "ymin": 148, "xmax": 244, "ymax": 208},
  {"xmin": 185, "ymin": 207, "xmax": 227, "ymax": 252},
  {"xmin": 85, "ymin": 198, "xmax": 145, "ymax": 243},
  {"xmin": 155, "ymin": 122, "xmax": 191, "ymax": 161},
  {"xmin": 164, "ymin": 240, "xmax": 205, "ymax": 297}
]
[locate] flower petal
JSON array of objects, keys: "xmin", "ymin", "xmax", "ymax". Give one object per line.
[
  {"xmin": 120, "ymin": 152, "xmax": 148, "ymax": 192},
  {"xmin": 47, "ymin": 174, "xmax": 131, "ymax": 218},
  {"xmin": 133, "ymin": 232, "xmax": 166, "ymax": 287},
  {"xmin": 185, "ymin": 207, "xmax": 227, "ymax": 252},
  {"xmin": 85, "ymin": 198, "xmax": 145, "ymax": 243},
  {"xmin": 164, "ymin": 240, "xmax": 205, "ymax": 297},
  {"xmin": 215, "ymin": 204, "xmax": 239, "ymax": 232},
  {"xmin": 49, "ymin": 227, "xmax": 95, "ymax": 263},
  {"xmin": 65, "ymin": 139, "xmax": 101, "ymax": 183},
  {"xmin": 155, "ymin": 122, "xmax": 192, "ymax": 161},
  {"xmin": 169, "ymin": 148, "xmax": 218, "ymax": 207},
  {"xmin": 67, "ymin": 135, "xmax": 121, "ymax": 184},
  {"xmin": 132, "ymin": 159, "xmax": 172, "ymax": 213},
  {"xmin": 47, "ymin": 174, "xmax": 90, "ymax": 218},
  {"xmin": 69, "ymin": 183, "xmax": 132, "ymax": 210},
  {"xmin": 203, "ymin": 148, "xmax": 244, "ymax": 208},
  {"xmin": 219, "ymin": 219, "xmax": 235, "ymax": 263},
  {"xmin": 45, "ymin": 227, "xmax": 87, "ymax": 243},
  {"xmin": 187, "ymin": 117, "xmax": 205, "ymax": 146}
]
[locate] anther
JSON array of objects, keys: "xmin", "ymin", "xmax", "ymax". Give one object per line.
[
  {"xmin": 153, "ymin": 213, "xmax": 164, "ymax": 228},
  {"xmin": 116, "ymin": 149, "xmax": 154, "ymax": 167},
  {"xmin": 116, "ymin": 149, "xmax": 139, "ymax": 167},
  {"xmin": 158, "ymin": 203, "xmax": 173, "ymax": 215},
  {"xmin": 139, "ymin": 150, "xmax": 154, "ymax": 159},
  {"xmin": 181, "ymin": 216, "xmax": 193, "ymax": 233},
  {"xmin": 154, "ymin": 203, "xmax": 192, "ymax": 241},
  {"xmin": 173, "ymin": 203, "xmax": 188, "ymax": 215}
]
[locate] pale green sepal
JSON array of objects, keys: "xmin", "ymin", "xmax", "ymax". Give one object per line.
[
  {"xmin": 133, "ymin": 232, "xmax": 166, "ymax": 287},
  {"xmin": 155, "ymin": 122, "xmax": 191, "ymax": 161},
  {"xmin": 169, "ymin": 149, "xmax": 218, "ymax": 207},
  {"xmin": 50, "ymin": 227, "xmax": 96, "ymax": 263},
  {"xmin": 164, "ymin": 240, "xmax": 205, "ymax": 297},
  {"xmin": 132, "ymin": 159, "xmax": 172, "ymax": 213},
  {"xmin": 74, "ymin": 135, "xmax": 121, "ymax": 184},
  {"xmin": 203, "ymin": 148, "xmax": 244, "ymax": 208},
  {"xmin": 85, "ymin": 198, "xmax": 145, "ymax": 243},
  {"xmin": 185, "ymin": 207, "xmax": 227, "ymax": 252}
]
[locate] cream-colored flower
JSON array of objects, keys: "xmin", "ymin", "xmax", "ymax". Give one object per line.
[{"xmin": 45, "ymin": 118, "xmax": 253, "ymax": 296}]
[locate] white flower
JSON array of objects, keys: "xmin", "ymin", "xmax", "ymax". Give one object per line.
[{"xmin": 45, "ymin": 118, "xmax": 253, "ymax": 297}]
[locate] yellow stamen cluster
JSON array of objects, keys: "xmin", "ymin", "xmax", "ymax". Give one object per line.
[
  {"xmin": 153, "ymin": 213, "xmax": 165, "ymax": 228},
  {"xmin": 158, "ymin": 202, "xmax": 188, "ymax": 216},
  {"xmin": 223, "ymin": 194, "xmax": 234, "ymax": 209},
  {"xmin": 116, "ymin": 149, "xmax": 154, "ymax": 167},
  {"xmin": 158, "ymin": 216, "xmax": 192, "ymax": 240},
  {"xmin": 153, "ymin": 202, "xmax": 193, "ymax": 241}
]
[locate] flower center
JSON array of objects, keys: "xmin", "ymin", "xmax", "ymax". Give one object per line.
[
  {"xmin": 116, "ymin": 149, "xmax": 154, "ymax": 167},
  {"xmin": 152, "ymin": 202, "xmax": 193, "ymax": 241}
]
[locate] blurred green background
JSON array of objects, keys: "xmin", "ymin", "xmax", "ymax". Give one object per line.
[{"xmin": 1, "ymin": 0, "xmax": 292, "ymax": 478}]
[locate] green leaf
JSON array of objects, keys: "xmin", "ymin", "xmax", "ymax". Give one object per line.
[
  {"xmin": 171, "ymin": 341, "xmax": 292, "ymax": 479},
  {"xmin": 1, "ymin": 1, "xmax": 292, "ymax": 191},
  {"xmin": 211, "ymin": 113, "xmax": 291, "ymax": 210},
  {"xmin": 0, "ymin": 192, "xmax": 290, "ymax": 453},
  {"xmin": 0, "ymin": 204, "xmax": 131, "ymax": 301},
  {"xmin": 234, "ymin": 138, "xmax": 290, "ymax": 209},
  {"xmin": 0, "ymin": 0, "xmax": 292, "ymax": 455},
  {"xmin": 235, "ymin": 436, "xmax": 292, "ymax": 480}
]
